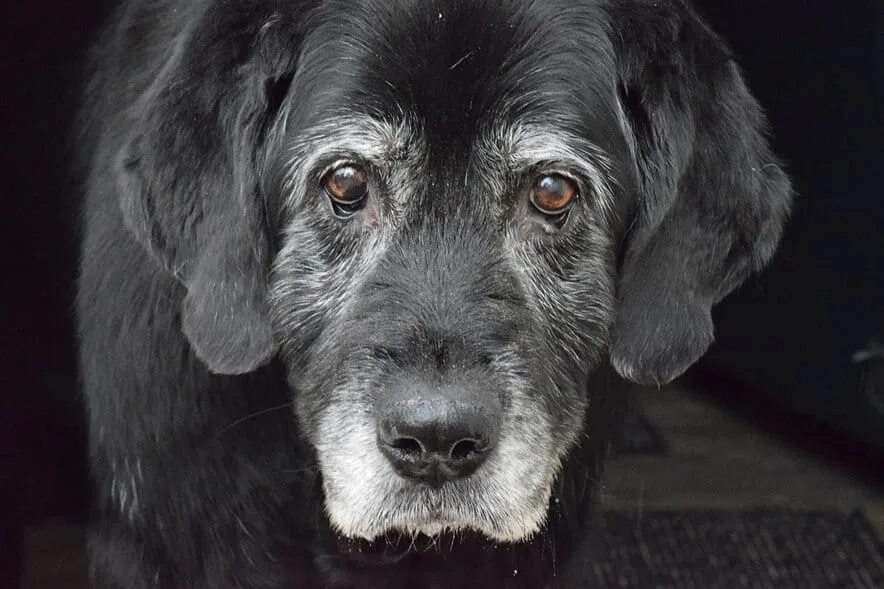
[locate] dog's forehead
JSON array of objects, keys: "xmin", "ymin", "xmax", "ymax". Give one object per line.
[{"xmin": 300, "ymin": 0, "xmax": 620, "ymax": 150}]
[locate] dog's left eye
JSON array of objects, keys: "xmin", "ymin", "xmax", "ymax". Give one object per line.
[
  {"xmin": 530, "ymin": 174, "xmax": 579, "ymax": 216},
  {"xmin": 322, "ymin": 164, "xmax": 369, "ymax": 217}
]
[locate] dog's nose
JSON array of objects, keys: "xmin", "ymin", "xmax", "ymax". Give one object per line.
[{"xmin": 377, "ymin": 393, "xmax": 498, "ymax": 486}]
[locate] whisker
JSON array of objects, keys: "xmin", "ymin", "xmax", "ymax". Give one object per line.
[
  {"xmin": 214, "ymin": 402, "xmax": 294, "ymax": 437},
  {"xmin": 423, "ymin": 533, "xmax": 440, "ymax": 553}
]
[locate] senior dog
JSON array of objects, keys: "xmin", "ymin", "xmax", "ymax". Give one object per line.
[{"xmin": 75, "ymin": 0, "xmax": 792, "ymax": 587}]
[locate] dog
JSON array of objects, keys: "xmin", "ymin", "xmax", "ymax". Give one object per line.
[{"xmin": 74, "ymin": 0, "xmax": 792, "ymax": 587}]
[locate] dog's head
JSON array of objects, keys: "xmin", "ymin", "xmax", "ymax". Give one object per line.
[{"xmin": 116, "ymin": 0, "xmax": 791, "ymax": 544}]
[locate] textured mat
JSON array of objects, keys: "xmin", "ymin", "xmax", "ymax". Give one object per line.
[{"xmin": 584, "ymin": 510, "xmax": 884, "ymax": 589}]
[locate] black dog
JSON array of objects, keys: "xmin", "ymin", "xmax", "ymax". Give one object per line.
[{"xmin": 75, "ymin": 0, "xmax": 792, "ymax": 587}]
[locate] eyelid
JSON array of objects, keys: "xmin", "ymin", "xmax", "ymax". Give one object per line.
[{"xmin": 319, "ymin": 157, "xmax": 362, "ymax": 181}]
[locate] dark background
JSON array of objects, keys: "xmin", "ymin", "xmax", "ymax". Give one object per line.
[
  {"xmin": 699, "ymin": 0, "xmax": 884, "ymax": 459},
  {"xmin": 1, "ymin": 0, "xmax": 882, "ymax": 585}
]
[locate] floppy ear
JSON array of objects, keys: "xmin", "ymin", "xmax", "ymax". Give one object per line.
[
  {"xmin": 607, "ymin": 1, "xmax": 793, "ymax": 386},
  {"xmin": 116, "ymin": 8, "xmax": 297, "ymax": 374}
]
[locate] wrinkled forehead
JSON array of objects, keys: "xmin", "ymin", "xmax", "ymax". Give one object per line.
[{"xmin": 289, "ymin": 0, "xmax": 628, "ymax": 162}]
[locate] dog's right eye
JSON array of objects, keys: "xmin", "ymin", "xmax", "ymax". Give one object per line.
[
  {"xmin": 322, "ymin": 164, "xmax": 369, "ymax": 217},
  {"xmin": 530, "ymin": 174, "xmax": 578, "ymax": 216}
]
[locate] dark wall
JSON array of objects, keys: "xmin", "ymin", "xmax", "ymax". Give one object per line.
[
  {"xmin": 695, "ymin": 0, "xmax": 884, "ymax": 449},
  {"xmin": 1, "ymin": 5, "xmax": 112, "ymax": 580}
]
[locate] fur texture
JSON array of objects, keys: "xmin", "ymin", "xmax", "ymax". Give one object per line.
[{"xmin": 75, "ymin": 0, "xmax": 792, "ymax": 587}]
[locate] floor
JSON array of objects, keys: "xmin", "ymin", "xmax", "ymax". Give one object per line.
[
  {"xmin": 603, "ymin": 385, "xmax": 884, "ymax": 524},
  {"xmin": 19, "ymin": 379, "xmax": 884, "ymax": 589}
]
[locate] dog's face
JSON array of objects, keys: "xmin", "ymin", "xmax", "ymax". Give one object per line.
[
  {"xmin": 267, "ymin": 3, "xmax": 630, "ymax": 542},
  {"xmin": 116, "ymin": 0, "xmax": 791, "ymax": 546}
]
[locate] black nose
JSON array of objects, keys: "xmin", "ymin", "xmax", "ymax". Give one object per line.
[{"xmin": 377, "ymin": 392, "xmax": 499, "ymax": 487}]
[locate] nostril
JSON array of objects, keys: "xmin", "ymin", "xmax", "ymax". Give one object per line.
[
  {"xmin": 449, "ymin": 438, "xmax": 484, "ymax": 461},
  {"xmin": 376, "ymin": 391, "xmax": 501, "ymax": 484},
  {"xmin": 389, "ymin": 436, "xmax": 423, "ymax": 458}
]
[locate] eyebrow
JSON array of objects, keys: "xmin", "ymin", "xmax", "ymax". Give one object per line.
[
  {"xmin": 477, "ymin": 121, "xmax": 618, "ymax": 209},
  {"xmin": 280, "ymin": 114, "xmax": 423, "ymax": 208},
  {"xmin": 286, "ymin": 114, "xmax": 420, "ymax": 170}
]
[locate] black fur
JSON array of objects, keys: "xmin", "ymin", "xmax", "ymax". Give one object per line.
[{"xmin": 75, "ymin": 1, "xmax": 792, "ymax": 587}]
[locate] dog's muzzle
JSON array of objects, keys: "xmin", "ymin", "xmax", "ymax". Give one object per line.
[{"xmin": 375, "ymin": 376, "xmax": 502, "ymax": 487}]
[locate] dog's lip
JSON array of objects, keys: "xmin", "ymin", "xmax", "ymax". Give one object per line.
[
  {"xmin": 333, "ymin": 514, "xmax": 480, "ymax": 563},
  {"xmin": 336, "ymin": 516, "xmax": 462, "ymax": 550},
  {"xmin": 334, "ymin": 525, "xmax": 507, "ymax": 566}
]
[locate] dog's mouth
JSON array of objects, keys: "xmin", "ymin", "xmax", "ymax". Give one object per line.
[
  {"xmin": 334, "ymin": 527, "xmax": 522, "ymax": 566},
  {"xmin": 327, "ymin": 504, "xmax": 551, "ymax": 568}
]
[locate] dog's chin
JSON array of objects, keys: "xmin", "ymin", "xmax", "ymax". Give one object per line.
[
  {"xmin": 319, "ymin": 464, "xmax": 558, "ymax": 543},
  {"xmin": 333, "ymin": 521, "xmax": 544, "ymax": 566},
  {"xmin": 325, "ymin": 495, "xmax": 552, "ymax": 549},
  {"xmin": 350, "ymin": 517, "xmax": 542, "ymax": 544}
]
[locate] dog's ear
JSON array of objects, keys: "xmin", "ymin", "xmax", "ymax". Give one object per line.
[
  {"xmin": 607, "ymin": 2, "xmax": 793, "ymax": 385},
  {"xmin": 116, "ymin": 8, "xmax": 298, "ymax": 374}
]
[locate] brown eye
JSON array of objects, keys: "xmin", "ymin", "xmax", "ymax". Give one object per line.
[
  {"xmin": 530, "ymin": 174, "xmax": 578, "ymax": 215},
  {"xmin": 322, "ymin": 164, "xmax": 369, "ymax": 216}
]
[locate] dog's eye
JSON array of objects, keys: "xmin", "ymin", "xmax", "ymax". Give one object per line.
[
  {"xmin": 322, "ymin": 164, "xmax": 369, "ymax": 217},
  {"xmin": 530, "ymin": 174, "xmax": 578, "ymax": 215}
]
